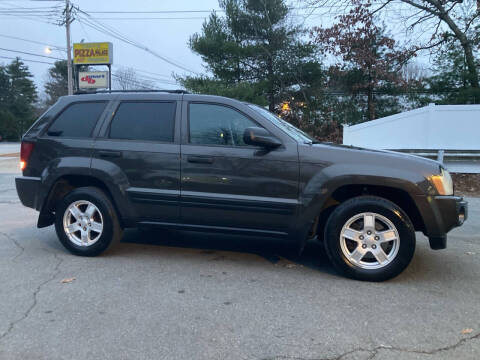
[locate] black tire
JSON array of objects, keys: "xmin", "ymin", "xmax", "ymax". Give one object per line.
[
  {"xmin": 324, "ymin": 196, "xmax": 415, "ymax": 281},
  {"xmin": 54, "ymin": 187, "xmax": 123, "ymax": 256}
]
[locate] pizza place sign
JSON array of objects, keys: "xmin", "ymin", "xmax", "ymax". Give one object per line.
[{"xmin": 73, "ymin": 42, "xmax": 113, "ymax": 65}]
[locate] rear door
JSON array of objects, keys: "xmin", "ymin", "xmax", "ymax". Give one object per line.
[
  {"xmin": 27, "ymin": 99, "xmax": 109, "ymax": 179},
  {"xmin": 92, "ymin": 95, "xmax": 181, "ymax": 223}
]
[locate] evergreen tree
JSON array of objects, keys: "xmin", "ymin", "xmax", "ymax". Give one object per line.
[
  {"xmin": 427, "ymin": 39, "xmax": 480, "ymax": 104},
  {"xmin": 44, "ymin": 60, "xmax": 68, "ymax": 106},
  {"xmin": 181, "ymin": 0, "xmax": 322, "ymax": 111},
  {"xmin": 0, "ymin": 58, "xmax": 37, "ymax": 140}
]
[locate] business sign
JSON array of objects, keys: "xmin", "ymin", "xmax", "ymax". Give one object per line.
[
  {"xmin": 73, "ymin": 42, "xmax": 113, "ymax": 65},
  {"xmin": 78, "ymin": 71, "xmax": 109, "ymax": 89}
]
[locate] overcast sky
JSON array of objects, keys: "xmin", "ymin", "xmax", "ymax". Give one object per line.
[{"xmin": 0, "ymin": 0, "xmax": 434, "ymax": 95}]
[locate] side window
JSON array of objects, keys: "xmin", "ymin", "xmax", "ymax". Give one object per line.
[
  {"xmin": 109, "ymin": 102, "xmax": 176, "ymax": 142},
  {"xmin": 189, "ymin": 103, "xmax": 259, "ymax": 146},
  {"xmin": 47, "ymin": 101, "xmax": 107, "ymax": 138}
]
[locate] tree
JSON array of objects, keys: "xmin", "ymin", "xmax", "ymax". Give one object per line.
[
  {"xmin": 113, "ymin": 67, "xmax": 153, "ymax": 90},
  {"xmin": 183, "ymin": 0, "xmax": 322, "ymax": 111},
  {"xmin": 395, "ymin": 0, "xmax": 479, "ymax": 91},
  {"xmin": 44, "ymin": 60, "xmax": 68, "ymax": 106},
  {"xmin": 178, "ymin": 76, "xmax": 268, "ymax": 105},
  {"xmin": 0, "ymin": 58, "xmax": 37, "ymax": 140},
  {"xmin": 427, "ymin": 38, "xmax": 480, "ymax": 104},
  {"xmin": 311, "ymin": 0, "xmax": 480, "ymax": 95},
  {"xmin": 312, "ymin": 2, "xmax": 412, "ymax": 120}
]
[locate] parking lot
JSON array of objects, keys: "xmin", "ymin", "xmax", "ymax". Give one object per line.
[{"xmin": 1, "ymin": 153, "xmax": 479, "ymax": 360}]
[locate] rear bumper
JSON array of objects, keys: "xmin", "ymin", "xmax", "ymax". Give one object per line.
[
  {"xmin": 418, "ymin": 195, "xmax": 468, "ymax": 250},
  {"xmin": 15, "ymin": 176, "xmax": 42, "ymax": 210}
]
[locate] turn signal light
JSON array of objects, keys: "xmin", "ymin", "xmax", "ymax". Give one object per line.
[{"xmin": 430, "ymin": 168, "xmax": 453, "ymax": 196}]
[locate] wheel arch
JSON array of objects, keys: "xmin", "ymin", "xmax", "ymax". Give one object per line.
[
  {"xmin": 38, "ymin": 174, "xmax": 131, "ymax": 228},
  {"xmin": 314, "ymin": 183, "xmax": 425, "ymax": 236}
]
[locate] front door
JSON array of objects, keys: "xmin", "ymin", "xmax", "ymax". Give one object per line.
[
  {"xmin": 92, "ymin": 98, "xmax": 181, "ymax": 222},
  {"xmin": 180, "ymin": 100, "xmax": 299, "ymax": 234}
]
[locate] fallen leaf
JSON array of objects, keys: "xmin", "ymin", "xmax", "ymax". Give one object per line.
[
  {"xmin": 461, "ymin": 328, "xmax": 473, "ymax": 335},
  {"xmin": 61, "ymin": 277, "xmax": 76, "ymax": 284},
  {"xmin": 465, "ymin": 251, "xmax": 476, "ymax": 255}
]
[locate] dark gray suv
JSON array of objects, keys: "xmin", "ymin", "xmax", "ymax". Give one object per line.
[{"xmin": 15, "ymin": 91, "xmax": 468, "ymax": 281}]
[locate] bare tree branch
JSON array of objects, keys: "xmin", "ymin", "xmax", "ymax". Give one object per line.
[{"xmin": 113, "ymin": 67, "xmax": 154, "ymax": 90}]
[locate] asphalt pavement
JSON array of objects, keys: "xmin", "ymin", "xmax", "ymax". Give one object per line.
[
  {"xmin": 0, "ymin": 143, "xmax": 20, "ymax": 157},
  {"xmin": 0, "ymin": 156, "xmax": 479, "ymax": 360}
]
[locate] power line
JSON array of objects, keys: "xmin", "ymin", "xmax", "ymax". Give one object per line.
[
  {"xmin": 0, "ymin": 47, "xmax": 64, "ymax": 60},
  {"xmin": 77, "ymin": 5, "xmax": 400, "ymax": 14},
  {"xmin": 86, "ymin": 10, "xmax": 223, "ymax": 14},
  {"xmin": 0, "ymin": 1, "xmax": 62, "ymax": 24},
  {"xmin": 0, "ymin": 9, "xmax": 59, "ymax": 24},
  {"xmin": 76, "ymin": 12, "xmax": 196, "ymax": 73},
  {"xmin": 0, "ymin": 55, "xmax": 54, "ymax": 65},
  {"xmin": 90, "ymin": 17, "xmax": 209, "ymax": 20},
  {"xmin": 80, "ymin": 13, "xmax": 358, "ymax": 21},
  {"xmin": 0, "ymin": 9, "xmax": 60, "ymax": 12},
  {"xmin": 111, "ymin": 66, "xmax": 178, "ymax": 85},
  {"xmin": 1, "ymin": 30, "xmax": 176, "ymax": 82},
  {"xmin": 0, "ymin": 33, "xmax": 66, "ymax": 50},
  {"xmin": 75, "ymin": 9, "xmax": 198, "ymax": 74},
  {"xmin": 111, "ymin": 72, "xmax": 160, "ymax": 90},
  {"xmin": 0, "ymin": 0, "xmax": 62, "ymax": 2}
]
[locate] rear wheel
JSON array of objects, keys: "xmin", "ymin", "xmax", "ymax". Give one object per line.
[
  {"xmin": 324, "ymin": 196, "xmax": 415, "ymax": 281},
  {"xmin": 54, "ymin": 187, "xmax": 123, "ymax": 256}
]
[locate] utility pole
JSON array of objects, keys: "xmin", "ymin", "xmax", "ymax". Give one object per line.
[{"xmin": 65, "ymin": 0, "xmax": 73, "ymax": 95}]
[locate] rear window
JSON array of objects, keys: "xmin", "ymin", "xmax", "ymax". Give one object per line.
[
  {"xmin": 109, "ymin": 101, "xmax": 176, "ymax": 142},
  {"xmin": 47, "ymin": 101, "xmax": 107, "ymax": 138}
]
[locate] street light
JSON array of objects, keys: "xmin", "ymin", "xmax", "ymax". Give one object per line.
[{"xmin": 44, "ymin": 47, "xmax": 52, "ymax": 55}]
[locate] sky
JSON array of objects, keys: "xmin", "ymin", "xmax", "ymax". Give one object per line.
[
  {"xmin": 0, "ymin": 0, "xmax": 439, "ymax": 96},
  {"xmin": 0, "ymin": 0, "xmax": 225, "ymax": 92}
]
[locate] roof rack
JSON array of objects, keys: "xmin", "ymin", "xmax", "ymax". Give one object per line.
[{"xmin": 74, "ymin": 89, "xmax": 190, "ymax": 95}]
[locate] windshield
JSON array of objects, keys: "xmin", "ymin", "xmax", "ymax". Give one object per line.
[{"xmin": 247, "ymin": 104, "xmax": 315, "ymax": 143}]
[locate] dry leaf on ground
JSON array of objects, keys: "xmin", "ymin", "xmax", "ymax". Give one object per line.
[
  {"xmin": 461, "ymin": 328, "xmax": 473, "ymax": 335},
  {"xmin": 61, "ymin": 277, "xmax": 76, "ymax": 284}
]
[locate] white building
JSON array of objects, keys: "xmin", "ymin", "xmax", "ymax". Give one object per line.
[{"xmin": 343, "ymin": 104, "xmax": 480, "ymax": 173}]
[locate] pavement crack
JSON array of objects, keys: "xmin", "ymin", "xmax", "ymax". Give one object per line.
[
  {"xmin": 0, "ymin": 250, "xmax": 63, "ymax": 342},
  {"xmin": 263, "ymin": 332, "xmax": 480, "ymax": 360},
  {"xmin": 0, "ymin": 231, "xmax": 24, "ymax": 261}
]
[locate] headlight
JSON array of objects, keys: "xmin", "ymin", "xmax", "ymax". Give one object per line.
[{"xmin": 430, "ymin": 168, "xmax": 453, "ymax": 195}]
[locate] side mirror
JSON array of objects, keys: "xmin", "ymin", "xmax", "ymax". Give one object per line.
[{"xmin": 243, "ymin": 127, "xmax": 282, "ymax": 149}]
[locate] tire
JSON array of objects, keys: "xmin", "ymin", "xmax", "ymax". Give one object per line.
[
  {"xmin": 324, "ymin": 196, "xmax": 415, "ymax": 281},
  {"xmin": 54, "ymin": 187, "xmax": 123, "ymax": 256}
]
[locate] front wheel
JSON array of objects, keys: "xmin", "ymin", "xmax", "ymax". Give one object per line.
[
  {"xmin": 324, "ymin": 196, "xmax": 416, "ymax": 281},
  {"xmin": 54, "ymin": 187, "xmax": 123, "ymax": 256}
]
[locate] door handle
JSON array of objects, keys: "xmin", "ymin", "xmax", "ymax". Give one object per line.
[
  {"xmin": 187, "ymin": 155, "xmax": 214, "ymax": 164},
  {"xmin": 98, "ymin": 150, "xmax": 122, "ymax": 158}
]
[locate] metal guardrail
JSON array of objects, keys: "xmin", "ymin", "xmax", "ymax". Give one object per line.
[{"xmin": 394, "ymin": 149, "xmax": 480, "ymax": 174}]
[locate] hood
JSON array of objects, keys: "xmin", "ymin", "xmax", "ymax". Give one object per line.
[
  {"xmin": 328, "ymin": 143, "xmax": 440, "ymax": 165},
  {"xmin": 299, "ymin": 142, "xmax": 442, "ymax": 177}
]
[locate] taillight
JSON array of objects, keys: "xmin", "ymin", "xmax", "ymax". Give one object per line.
[{"xmin": 20, "ymin": 141, "xmax": 35, "ymax": 171}]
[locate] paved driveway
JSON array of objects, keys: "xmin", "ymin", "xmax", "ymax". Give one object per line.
[{"xmin": 0, "ymin": 157, "xmax": 479, "ymax": 360}]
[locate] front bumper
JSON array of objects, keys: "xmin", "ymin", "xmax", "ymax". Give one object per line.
[
  {"xmin": 425, "ymin": 195, "xmax": 468, "ymax": 250},
  {"xmin": 15, "ymin": 176, "xmax": 42, "ymax": 210}
]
